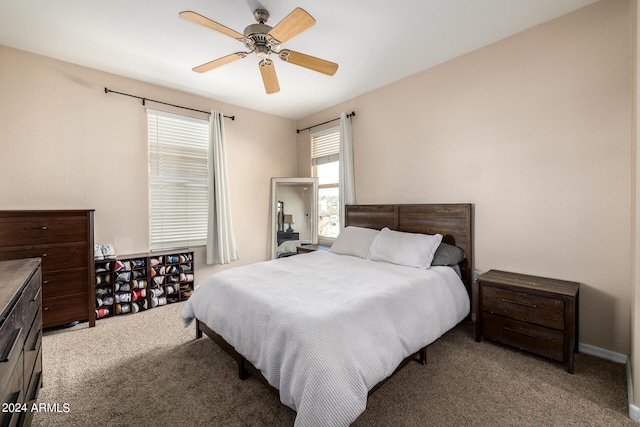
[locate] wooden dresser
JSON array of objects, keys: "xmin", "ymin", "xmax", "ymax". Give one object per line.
[
  {"xmin": 0, "ymin": 210, "xmax": 95, "ymax": 328},
  {"xmin": 475, "ymin": 270, "xmax": 580, "ymax": 373},
  {"xmin": 0, "ymin": 258, "xmax": 43, "ymax": 427}
]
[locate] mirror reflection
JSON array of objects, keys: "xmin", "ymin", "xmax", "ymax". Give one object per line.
[{"xmin": 271, "ymin": 177, "xmax": 318, "ymax": 259}]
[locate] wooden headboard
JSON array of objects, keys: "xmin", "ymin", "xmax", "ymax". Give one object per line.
[{"xmin": 345, "ymin": 204, "xmax": 474, "ymax": 294}]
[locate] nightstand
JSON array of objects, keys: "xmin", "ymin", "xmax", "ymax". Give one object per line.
[
  {"xmin": 475, "ymin": 270, "xmax": 580, "ymax": 373},
  {"xmin": 277, "ymin": 231, "xmax": 299, "ymax": 246},
  {"xmin": 297, "ymin": 244, "xmax": 318, "ymax": 254}
]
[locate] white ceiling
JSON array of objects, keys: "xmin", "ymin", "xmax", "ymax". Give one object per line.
[{"xmin": 0, "ymin": 0, "xmax": 598, "ymax": 120}]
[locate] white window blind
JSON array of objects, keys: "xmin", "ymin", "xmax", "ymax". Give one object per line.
[
  {"xmin": 312, "ymin": 127, "xmax": 341, "ymax": 239},
  {"xmin": 311, "ymin": 128, "xmax": 340, "ymax": 166},
  {"xmin": 148, "ymin": 109, "xmax": 209, "ymax": 250}
]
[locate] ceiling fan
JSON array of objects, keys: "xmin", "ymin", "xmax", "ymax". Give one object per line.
[{"xmin": 179, "ymin": 7, "xmax": 338, "ymax": 94}]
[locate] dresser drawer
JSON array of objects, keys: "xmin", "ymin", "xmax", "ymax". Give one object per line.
[
  {"xmin": 23, "ymin": 349, "xmax": 42, "ymax": 427},
  {"xmin": 21, "ymin": 270, "xmax": 41, "ymax": 327},
  {"xmin": 482, "ymin": 312, "xmax": 564, "ymax": 362},
  {"xmin": 0, "ymin": 216, "xmax": 88, "ymax": 247},
  {"xmin": 0, "ymin": 243, "xmax": 89, "ymax": 271},
  {"xmin": 482, "ymin": 285, "xmax": 564, "ymax": 330},
  {"xmin": 0, "ymin": 306, "xmax": 23, "ymax": 388},
  {"xmin": 43, "ymin": 268, "xmax": 88, "ymax": 300},
  {"xmin": 23, "ymin": 309, "xmax": 42, "ymax": 393},
  {"xmin": 0, "ymin": 352, "xmax": 24, "ymax": 427},
  {"xmin": 42, "ymin": 293, "xmax": 89, "ymax": 328}
]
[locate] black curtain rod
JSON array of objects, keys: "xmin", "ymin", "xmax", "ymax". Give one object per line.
[
  {"xmin": 296, "ymin": 111, "xmax": 356, "ymax": 133},
  {"xmin": 104, "ymin": 88, "xmax": 235, "ymax": 120}
]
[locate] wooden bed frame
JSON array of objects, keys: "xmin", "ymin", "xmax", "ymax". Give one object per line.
[{"xmin": 194, "ymin": 203, "xmax": 474, "ymax": 398}]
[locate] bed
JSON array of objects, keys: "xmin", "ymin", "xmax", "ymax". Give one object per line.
[{"xmin": 182, "ymin": 204, "xmax": 473, "ymax": 426}]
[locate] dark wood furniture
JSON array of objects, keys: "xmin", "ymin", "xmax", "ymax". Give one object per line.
[
  {"xmin": 296, "ymin": 244, "xmax": 330, "ymax": 254},
  {"xmin": 475, "ymin": 269, "xmax": 580, "ymax": 373},
  {"xmin": 296, "ymin": 244, "xmax": 317, "ymax": 254},
  {"xmin": 0, "ymin": 258, "xmax": 43, "ymax": 427},
  {"xmin": 194, "ymin": 203, "xmax": 474, "ymax": 398},
  {"xmin": 95, "ymin": 250, "xmax": 194, "ymax": 319},
  {"xmin": 0, "ymin": 210, "xmax": 95, "ymax": 328},
  {"xmin": 276, "ymin": 231, "xmax": 299, "ymax": 246}
]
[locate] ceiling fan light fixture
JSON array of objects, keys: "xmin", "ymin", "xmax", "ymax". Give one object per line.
[
  {"xmin": 180, "ymin": 7, "xmax": 337, "ymax": 94},
  {"xmin": 255, "ymin": 44, "xmax": 270, "ymax": 58}
]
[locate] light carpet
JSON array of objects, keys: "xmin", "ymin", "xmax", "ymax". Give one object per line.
[{"xmin": 32, "ymin": 302, "xmax": 633, "ymax": 426}]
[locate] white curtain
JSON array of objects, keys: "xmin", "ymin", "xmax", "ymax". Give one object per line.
[
  {"xmin": 339, "ymin": 112, "xmax": 356, "ymax": 230},
  {"xmin": 207, "ymin": 110, "xmax": 239, "ymax": 265}
]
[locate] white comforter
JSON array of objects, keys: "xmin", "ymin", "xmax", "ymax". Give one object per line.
[{"xmin": 182, "ymin": 251, "xmax": 470, "ymax": 426}]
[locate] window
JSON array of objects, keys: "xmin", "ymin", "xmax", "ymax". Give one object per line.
[
  {"xmin": 311, "ymin": 127, "xmax": 340, "ymax": 240},
  {"xmin": 148, "ymin": 109, "xmax": 209, "ymax": 250}
]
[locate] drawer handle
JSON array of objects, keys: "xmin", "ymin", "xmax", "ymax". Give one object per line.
[
  {"xmin": 501, "ymin": 298, "xmax": 537, "ymax": 308},
  {"xmin": 31, "ymin": 226, "xmax": 48, "ymax": 230},
  {"xmin": 27, "ymin": 371, "xmax": 43, "ymax": 402},
  {"xmin": 43, "ymin": 280, "xmax": 50, "ymax": 284},
  {"xmin": 503, "ymin": 326, "xmax": 537, "ymax": 338},
  {"xmin": 31, "ymin": 288, "xmax": 41, "ymax": 302},
  {"xmin": 43, "ymin": 306, "xmax": 50, "ymax": 311},
  {"xmin": 0, "ymin": 327, "xmax": 23, "ymax": 363},
  {"xmin": 42, "ymin": 253, "xmax": 48, "ymax": 257},
  {"xmin": 30, "ymin": 328, "xmax": 42, "ymax": 352}
]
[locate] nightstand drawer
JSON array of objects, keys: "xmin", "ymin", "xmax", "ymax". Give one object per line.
[
  {"xmin": 482, "ymin": 285, "xmax": 564, "ymax": 330},
  {"xmin": 482, "ymin": 312, "xmax": 564, "ymax": 362}
]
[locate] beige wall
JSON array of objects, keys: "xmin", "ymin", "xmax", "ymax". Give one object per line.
[
  {"xmin": 0, "ymin": 0, "xmax": 634, "ymax": 375},
  {"xmin": 0, "ymin": 45, "xmax": 298, "ymax": 283},
  {"xmin": 298, "ymin": 0, "xmax": 632, "ymax": 355}
]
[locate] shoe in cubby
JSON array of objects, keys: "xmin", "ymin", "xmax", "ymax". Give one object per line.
[
  {"xmin": 115, "ymin": 303, "xmax": 131, "ymax": 315},
  {"xmin": 115, "ymin": 292, "xmax": 131, "ymax": 303},
  {"xmin": 116, "ymin": 260, "xmax": 130, "ymax": 271},
  {"xmin": 131, "ymin": 279, "xmax": 147, "ymax": 289},
  {"xmin": 95, "ymin": 286, "xmax": 111, "ymax": 297},
  {"xmin": 96, "ymin": 307, "xmax": 110, "ymax": 319},
  {"xmin": 115, "ymin": 281, "xmax": 131, "ymax": 292},
  {"xmin": 150, "ymin": 288, "xmax": 164, "ymax": 298},
  {"xmin": 132, "ymin": 289, "xmax": 146, "ymax": 301},
  {"xmin": 131, "ymin": 258, "xmax": 146, "ymax": 269}
]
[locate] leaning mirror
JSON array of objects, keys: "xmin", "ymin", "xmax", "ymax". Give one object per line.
[{"xmin": 270, "ymin": 177, "xmax": 318, "ymax": 259}]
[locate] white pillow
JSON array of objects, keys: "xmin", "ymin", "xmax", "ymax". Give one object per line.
[
  {"xmin": 368, "ymin": 227, "xmax": 443, "ymax": 269},
  {"xmin": 330, "ymin": 226, "xmax": 380, "ymax": 259}
]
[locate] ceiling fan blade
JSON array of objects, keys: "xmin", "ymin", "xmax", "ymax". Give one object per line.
[
  {"xmin": 193, "ymin": 53, "xmax": 246, "ymax": 73},
  {"xmin": 259, "ymin": 59, "xmax": 280, "ymax": 94},
  {"xmin": 268, "ymin": 8, "xmax": 315, "ymax": 44},
  {"xmin": 279, "ymin": 50, "xmax": 338, "ymax": 76},
  {"xmin": 180, "ymin": 11, "xmax": 245, "ymax": 40}
]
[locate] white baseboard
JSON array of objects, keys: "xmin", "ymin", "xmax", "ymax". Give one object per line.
[
  {"xmin": 579, "ymin": 343, "xmax": 637, "ymax": 421},
  {"xmin": 579, "ymin": 342, "xmax": 628, "ymax": 364},
  {"xmin": 628, "ymin": 360, "xmax": 640, "ymax": 422},
  {"xmin": 629, "ymin": 403, "xmax": 640, "ymax": 423},
  {"xmin": 475, "ymin": 324, "xmax": 638, "ymax": 420}
]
